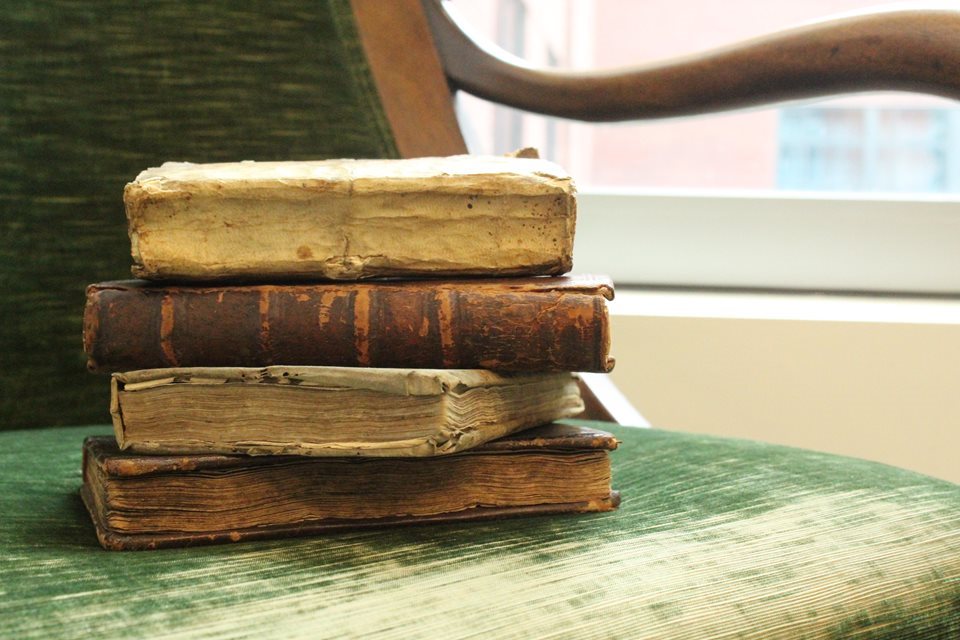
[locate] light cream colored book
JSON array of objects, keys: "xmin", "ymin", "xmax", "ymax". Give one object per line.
[
  {"xmin": 110, "ymin": 367, "xmax": 584, "ymax": 457},
  {"xmin": 124, "ymin": 155, "xmax": 576, "ymax": 281}
]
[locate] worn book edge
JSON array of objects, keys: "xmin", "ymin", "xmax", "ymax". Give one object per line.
[
  {"xmin": 81, "ymin": 425, "xmax": 620, "ymax": 551},
  {"xmin": 85, "ymin": 274, "xmax": 615, "ymax": 298},
  {"xmin": 83, "ymin": 275, "xmax": 614, "ymax": 373},
  {"xmin": 81, "ymin": 484, "xmax": 620, "ymax": 551},
  {"xmin": 110, "ymin": 368, "xmax": 584, "ymax": 457},
  {"xmin": 125, "ymin": 155, "xmax": 575, "ymax": 198},
  {"xmin": 88, "ymin": 425, "xmax": 620, "ymax": 477},
  {"xmin": 112, "ymin": 366, "xmax": 573, "ymax": 396}
]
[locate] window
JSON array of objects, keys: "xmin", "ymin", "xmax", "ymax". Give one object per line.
[
  {"xmin": 778, "ymin": 107, "xmax": 960, "ymax": 192},
  {"xmin": 448, "ymin": 0, "xmax": 960, "ymax": 293}
]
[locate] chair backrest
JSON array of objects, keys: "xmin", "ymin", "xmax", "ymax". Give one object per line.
[{"xmin": 1, "ymin": 0, "xmax": 422, "ymax": 428}]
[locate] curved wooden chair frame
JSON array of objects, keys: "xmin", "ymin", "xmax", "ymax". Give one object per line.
[{"xmin": 353, "ymin": 0, "xmax": 960, "ymax": 156}]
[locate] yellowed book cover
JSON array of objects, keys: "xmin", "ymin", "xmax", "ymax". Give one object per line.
[{"xmin": 125, "ymin": 155, "xmax": 576, "ymax": 281}]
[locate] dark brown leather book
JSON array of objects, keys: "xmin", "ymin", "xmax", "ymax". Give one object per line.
[
  {"xmin": 84, "ymin": 275, "xmax": 614, "ymax": 373},
  {"xmin": 81, "ymin": 423, "xmax": 620, "ymax": 551}
]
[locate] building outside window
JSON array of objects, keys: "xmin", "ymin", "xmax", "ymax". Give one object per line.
[{"xmin": 778, "ymin": 106, "xmax": 960, "ymax": 192}]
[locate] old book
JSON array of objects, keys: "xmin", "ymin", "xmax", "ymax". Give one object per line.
[
  {"xmin": 110, "ymin": 367, "xmax": 584, "ymax": 457},
  {"xmin": 84, "ymin": 275, "xmax": 614, "ymax": 373},
  {"xmin": 125, "ymin": 155, "xmax": 576, "ymax": 281},
  {"xmin": 80, "ymin": 423, "xmax": 620, "ymax": 550}
]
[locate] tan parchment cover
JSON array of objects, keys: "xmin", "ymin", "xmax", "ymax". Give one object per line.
[{"xmin": 125, "ymin": 155, "xmax": 577, "ymax": 280}]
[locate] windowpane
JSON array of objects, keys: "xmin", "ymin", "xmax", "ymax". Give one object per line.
[{"xmin": 450, "ymin": 0, "xmax": 960, "ymax": 193}]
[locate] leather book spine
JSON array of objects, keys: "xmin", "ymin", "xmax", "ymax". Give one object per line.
[{"xmin": 84, "ymin": 281, "xmax": 613, "ymax": 373}]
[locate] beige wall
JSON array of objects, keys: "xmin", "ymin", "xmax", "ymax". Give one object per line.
[{"xmin": 610, "ymin": 313, "xmax": 960, "ymax": 484}]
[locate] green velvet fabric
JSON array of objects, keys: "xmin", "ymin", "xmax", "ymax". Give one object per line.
[
  {"xmin": 0, "ymin": 1, "xmax": 398, "ymax": 429},
  {"xmin": 2, "ymin": 422, "xmax": 957, "ymax": 638}
]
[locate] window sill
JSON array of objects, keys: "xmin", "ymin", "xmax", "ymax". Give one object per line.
[
  {"xmin": 575, "ymin": 189, "xmax": 960, "ymax": 294},
  {"xmin": 609, "ymin": 287, "xmax": 960, "ymax": 325}
]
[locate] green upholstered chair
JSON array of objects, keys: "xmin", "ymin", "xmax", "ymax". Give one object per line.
[
  {"xmin": 1, "ymin": 0, "xmax": 401, "ymax": 428},
  {"xmin": 1, "ymin": 1, "xmax": 958, "ymax": 637}
]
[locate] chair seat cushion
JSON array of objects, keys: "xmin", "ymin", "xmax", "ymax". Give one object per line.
[{"xmin": 1, "ymin": 423, "xmax": 957, "ymax": 638}]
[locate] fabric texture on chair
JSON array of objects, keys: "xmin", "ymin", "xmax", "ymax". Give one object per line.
[
  {"xmin": 2, "ymin": 422, "xmax": 957, "ymax": 639},
  {"xmin": 0, "ymin": 0, "xmax": 398, "ymax": 429}
]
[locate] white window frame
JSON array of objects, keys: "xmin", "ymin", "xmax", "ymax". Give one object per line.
[
  {"xmin": 573, "ymin": 189, "xmax": 960, "ymax": 294},
  {"xmin": 449, "ymin": 3, "xmax": 960, "ymax": 296}
]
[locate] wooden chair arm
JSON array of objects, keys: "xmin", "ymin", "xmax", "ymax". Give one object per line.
[{"xmin": 423, "ymin": 1, "xmax": 960, "ymax": 121}]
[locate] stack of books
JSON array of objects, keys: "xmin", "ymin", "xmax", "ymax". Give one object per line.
[{"xmin": 80, "ymin": 154, "xmax": 620, "ymax": 550}]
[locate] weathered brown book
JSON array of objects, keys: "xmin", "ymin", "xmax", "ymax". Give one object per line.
[
  {"xmin": 84, "ymin": 275, "xmax": 614, "ymax": 373},
  {"xmin": 125, "ymin": 155, "xmax": 576, "ymax": 281},
  {"xmin": 80, "ymin": 424, "xmax": 620, "ymax": 551},
  {"xmin": 111, "ymin": 367, "xmax": 584, "ymax": 457}
]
